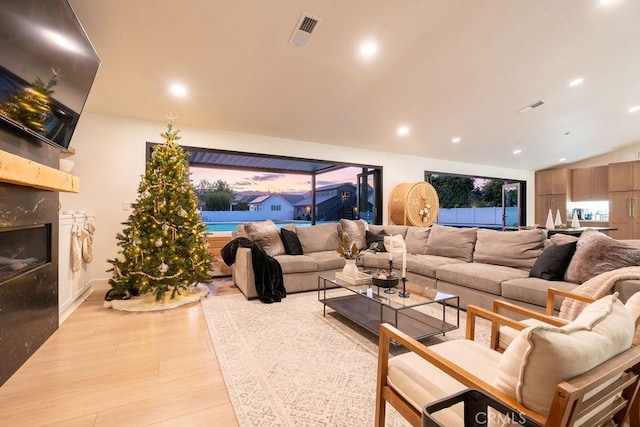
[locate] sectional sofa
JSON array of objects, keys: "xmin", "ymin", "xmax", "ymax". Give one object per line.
[{"xmin": 230, "ymin": 220, "xmax": 640, "ymax": 312}]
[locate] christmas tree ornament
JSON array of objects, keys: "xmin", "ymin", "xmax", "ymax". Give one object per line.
[
  {"xmin": 159, "ymin": 262, "xmax": 168, "ymax": 273},
  {"xmin": 179, "ymin": 208, "xmax": 187, "ymax": 217},
  {"xmin": 162, "ymin": 223, "xmax": 169, "ymax": 232},
  {"xmin": 155, "ymin": 238, "xmax": 163, "ymax": 247}
]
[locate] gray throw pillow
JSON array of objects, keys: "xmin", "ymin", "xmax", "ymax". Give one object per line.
[
  {"xmin": 404, "ymin": 227, "xmax": 431, "ymax": 255},
  {"xmin": 474, "ymin": 228, "xmax": 546, "ymax": 270},
  {"xmin": 425, "ymin": 224, "xmax": 478, "ymax": 262}
]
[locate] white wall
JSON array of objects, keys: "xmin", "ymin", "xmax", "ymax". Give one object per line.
[
  {"xmin": 565, "ymin": 145, "xmax": 640, "ymax": 169},
  {"xmin": 60, "ymin": 112, "xmax": 536, "ymax": 281}
]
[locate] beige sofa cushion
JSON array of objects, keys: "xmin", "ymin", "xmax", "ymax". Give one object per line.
[
  {"xmin": 305, "ymin": 250, "xmax": 345, "ymax": 271},
  {"xmin": 473, "ymin": 228, "xmax": 546, "ymax": 270},
  {"xmin": 425, "ymin": 224, "xmax": 477, "ymax": 262},
  {"xmin": 436, "ymin": 262, "xmax": 529, "ymax": 295},
  {"xmin": 407, "ymin": 254, "xmax": 465, "ymax": 278},
  {"xmin": 494, "ymin": 293, "xmax": 634, "ymax": 415},
  {"xmin": 295, "ymin": 223, "xmax": 340, "ymax": 253},
  {"xmin": 273, "ymin": 254, "xmax": 318, "ymax": 274},
  {"xmin": 405, "ymin": 227, "xmax": 431, "ymax": 255},
  {"xmin": 501, "ymin": 277, "xmax": 577, "ymax": 310},
  {"xmin": 243, "ymin": 220, "xmax": 285, "ymax": 257}
]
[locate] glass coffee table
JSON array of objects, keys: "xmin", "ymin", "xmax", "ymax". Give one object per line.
[{"xmin": 318, "ymin": 273, "xmax": 459, "ymax": 341}]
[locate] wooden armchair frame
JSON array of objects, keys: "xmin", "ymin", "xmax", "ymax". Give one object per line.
[
  {"xmin": 375, "ymin": 304, "xmax": 640, "ymax": 427},
  {"xmin": 490, "ymin": 288, "xmax": 597, "ymax": 351}
]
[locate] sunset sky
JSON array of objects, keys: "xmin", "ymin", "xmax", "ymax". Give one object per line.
[{"xmin": 189, "ymin": 166, "xmax": 362, "ymax": 193}]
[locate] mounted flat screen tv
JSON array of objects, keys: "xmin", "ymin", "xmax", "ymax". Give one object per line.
[{"xmin": 0, "ymin": 0, "xmax": 100, "ymax": 151}]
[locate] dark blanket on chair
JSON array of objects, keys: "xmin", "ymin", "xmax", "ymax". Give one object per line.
[{"xmin": 221, "ymin": 237, "xmax": 286, "ymax": 304}]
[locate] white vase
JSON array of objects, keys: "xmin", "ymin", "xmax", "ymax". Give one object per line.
[{"xmin": 342, "ymin": 259, "xmax": 359, "ymax": 278}]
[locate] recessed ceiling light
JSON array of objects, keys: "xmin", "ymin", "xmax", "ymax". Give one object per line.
[
  {"xmin": 629, "ymin": 105, "xmax": 640, "ymax": 113},
  {"xmin": 396, "ymin": 126, "xmax": 410, "ymax": 136},
  {"xmin": 569, "ymin": 77, "xmax": 584, "ymax": 87},
  {"xmin": 169, "ymin": 83, "xmax": 188, "ymax": 98},
  {"xmin": 559, "ymin": 157, "xmax": 567, "ymax": 162},
  {"xmin": 451, "ymin": 137, "xmax": 461, "ymax": 143},
  {"xmin": 359, "ymin": 40, "xmax": 378, "ymax": 58},
  {"xmin": 513, "ymin": 149, "xmax": 522, "ymax": 155}
]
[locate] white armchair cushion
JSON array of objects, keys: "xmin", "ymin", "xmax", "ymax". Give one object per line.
[
  {"xmin": 387, "ymin": 339, "xmax": 501, "ymax": 423},
  {"xmin": 493, "ymin": 293, "xmax": 634, "ymax": 415}
]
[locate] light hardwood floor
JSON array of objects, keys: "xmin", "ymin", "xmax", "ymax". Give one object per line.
[{"xmin": 0, "ymin": 279, "xmax": 240, "ymax": 426}]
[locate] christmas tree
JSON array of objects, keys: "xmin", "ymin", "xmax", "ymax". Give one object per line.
[{"xmin": 107, "ymin": 118, "xmax": 212, "ymax": 301}]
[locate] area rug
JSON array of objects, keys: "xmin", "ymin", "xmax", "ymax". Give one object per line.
[{"xmin": 201, "ymin": 290, "xmax": 491, "ymax": 426}]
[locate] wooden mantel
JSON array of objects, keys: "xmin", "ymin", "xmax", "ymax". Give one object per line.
[{"xmin": 0, "ymin": 149, "xmax": 79, "ymax": 193}]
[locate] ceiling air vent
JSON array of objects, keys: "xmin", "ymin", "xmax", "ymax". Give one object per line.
[
  {"xmin": 289, "ymin": 13, "xmax": 320, "ymax": 47},
  {"xmin": 517, "ymin": 100, "xmax": 547, "ymax": 114}
]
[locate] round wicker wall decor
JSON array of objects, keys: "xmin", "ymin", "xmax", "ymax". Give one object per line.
[{"xmin": 388, "ymin": 182, "xmax": 439, "ymax": 226}]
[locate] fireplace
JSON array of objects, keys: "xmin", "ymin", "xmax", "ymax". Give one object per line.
[
  {"xmin": 0, "ymin": 127, "xmax": 60, "ymax": 386},
  {"xmin": 0, "ymin": 225, "xmax": 51, "ymax": 282}
]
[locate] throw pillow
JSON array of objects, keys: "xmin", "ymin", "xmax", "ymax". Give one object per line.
[
  {"xmin": 280, "ymin": 228, "xmax": 303, "ymax": 255},
  {"xmin": 529, "ymin": 242, "xmax": 577, "ymax": 281},
  {"xmin": 243, "ymin": 220, "xmax": 285, "ymax": 257},
  {"xmin": 366, "ymin": 229, "xmax": 386, "ymax": 252},
  {"xmin": 404, "ymin": 227, "xmax": 431, "ymax": 255},
  {"xmin": 474, "ymin": 228, "xmax": 546, "ymax": 270},
  {"xmin": 494, "ymin": 293, "xmax": 634, "ymax": 416},
  {"xmin": 384, "ymin": 234, "xmax": 406, "ymax": 253},
  {"xmin": 339, "ymin": 219, "xmax": 368, "ymax": 250},
  {"xmin": 425, "ymin": 224, "xmax": 478, "ymax": 262},
  {"xmin": 295, "ymin": 223, "xmax": 340, "ymax": 253},
  {"xmin": 565, "ymin": 229, "xmax": 640, "ymax": 283}
]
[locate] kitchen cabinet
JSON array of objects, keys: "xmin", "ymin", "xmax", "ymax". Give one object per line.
[
  {"xmin": 572, "ymin": 166, "xmax": 609, "ymax": 201},
  {"xmin": 608, "ymin": 161, "xmax": 640, "ymax": 192},
  {"xmin": 535, "ymin": 169, "xmax": 570, "ymax": 225},
  {"xmin": 608, "ymin": 191, "xmax": 640, "ymax": 239},
  {"xmin": 535, "ymin": 194, "xmax": 567, "ymax": 227},
  {"xmin": 535, "ymin": 168, "xmax": 570, "ymax": 196}
]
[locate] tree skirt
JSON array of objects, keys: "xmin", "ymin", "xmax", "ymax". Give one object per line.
[
  {"xmin": 201, "ymin": 290, "xmax": 492, "ymax": 426},
  {"xmin": 104, "ymin": 284, "xmax": 209, "ymax": 311}
]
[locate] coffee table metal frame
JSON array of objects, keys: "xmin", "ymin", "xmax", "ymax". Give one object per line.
[{"xmin": 318, "ymin": 273, "xmax": 459, "ymax": 341}]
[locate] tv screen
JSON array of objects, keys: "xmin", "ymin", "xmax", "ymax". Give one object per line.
[{"xmin": 0, "ymin": 0, "xmax": 100, "ymax": 150}]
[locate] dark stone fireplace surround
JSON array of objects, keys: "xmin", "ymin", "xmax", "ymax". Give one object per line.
[{"xmin": 0, "ymin": 125, "xmax": 60, "ymax": 386}]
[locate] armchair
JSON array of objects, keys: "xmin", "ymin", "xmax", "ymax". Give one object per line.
[
  {"xmin": 493, "ymin": 288, "xmax": 640, "ymax": 352},
  {"xmin": 375, "ymin": 294, "xmax": 640, "ymax": 427},
  {"xmin": 491, "ymin": 288, "xmax": 595, "ymax": 352}
]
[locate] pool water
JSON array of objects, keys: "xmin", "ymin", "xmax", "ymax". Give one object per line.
[{"xmin": 204, "ymin": 221, "xmax": 320, "ymax": 233}]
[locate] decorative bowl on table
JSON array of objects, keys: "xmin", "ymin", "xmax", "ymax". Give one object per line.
[{"xmin": 372, "ymin": 271, "xmax": 399, "ymax": 289}]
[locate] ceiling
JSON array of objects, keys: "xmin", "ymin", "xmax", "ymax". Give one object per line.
[{"xmin": 69, "ymin": 0, "xmax": 640, "ymax": 171}]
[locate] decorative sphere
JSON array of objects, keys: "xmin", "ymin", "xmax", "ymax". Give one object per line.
[
  {"xmin": 159, "ymin": 262, "xmax": 168, "ymax": 273},
  {"xmin": 155, "ymin": 238, "xmax": 163, "ymax": 247},
  {"xmin": 179, "ymin": 208, "xmax": 188, "ymax": 217}
]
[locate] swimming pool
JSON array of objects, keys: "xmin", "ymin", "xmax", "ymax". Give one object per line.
[{"xmin": 204, "ymin": 221, "xmax": 321, "ymax": 233}]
